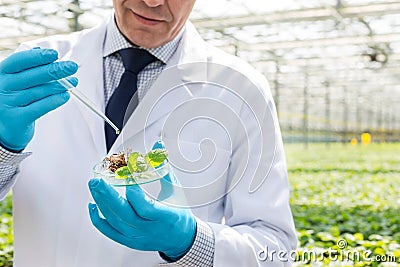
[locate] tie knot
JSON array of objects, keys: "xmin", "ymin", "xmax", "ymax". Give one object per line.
[{"xmin": 118, "ymin": 48, "xmax": 157, "ymax": 74}]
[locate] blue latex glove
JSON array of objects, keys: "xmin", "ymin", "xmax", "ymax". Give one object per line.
[
  {"xmin": 88, "ymin": 141, "xmax": 197, "ymax": 261},
  {"xmin": 0, "ymin": 48, "xmax": 78, "ymax": 151}
]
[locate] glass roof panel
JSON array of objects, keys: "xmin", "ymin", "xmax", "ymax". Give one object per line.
[{"xmin": 0, "ymin": 0, "xmax": 399, "ymax": 138}]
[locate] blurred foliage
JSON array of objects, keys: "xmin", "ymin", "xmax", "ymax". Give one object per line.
[
  {"xmin": 0, "ymin": 193, "xmax": 13, "ymax": 267},
  {"xmin": 0, "ymin": 143, "xmax": 399, "ymax": 266},
  {"xmin": 286, "ymin": 143, "xmax": 400, "ymax": 266}
]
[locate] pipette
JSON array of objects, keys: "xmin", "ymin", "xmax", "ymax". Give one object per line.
[{"xmin": 57, "ymin": 78, "xmax": 120, "ymax": 135}]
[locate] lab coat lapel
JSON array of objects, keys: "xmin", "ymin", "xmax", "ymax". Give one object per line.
[
  {"xmin": 63, "ymin": 22, "xmax": 108, "ymax": 155},
  {"xmin": 110, "ymin": 22, "xmax": 209, "ymax": 152}
]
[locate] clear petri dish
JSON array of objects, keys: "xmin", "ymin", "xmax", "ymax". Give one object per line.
[{"xmin": 93, "ymin": 161, "xmax": 170, "ymax": 186}]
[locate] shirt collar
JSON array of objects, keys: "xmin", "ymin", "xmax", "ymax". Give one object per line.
[{"xmin": 103, "ymin": 16, "xmax": 183, "ymax": 64}]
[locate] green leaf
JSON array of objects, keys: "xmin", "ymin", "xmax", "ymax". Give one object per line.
[
  {"xmin": 115, "ymin": 166, "xmax": 131, "ymax": 179},
  {"xmin": 354, "ymin": 232, "xmax": 364, "ymax": 241},
  {"xmin": 329, "ymin": 226, "xmax": 341, "ymax": 237},
  {"xmin": 374, "ymin": 247, "xmax": 386, "ymax": 255},
  {"xmin": 127, "ymin": 152, "xmax": 148, "ymax": 173},
  {"xmin": 145, "ymin": 148, "xmax": 168, "ymax": 168}
]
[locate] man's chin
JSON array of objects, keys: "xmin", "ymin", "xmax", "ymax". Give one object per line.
[{"xmin": 124, "ymin": 30, "xmax": 169, "ymax": 48}]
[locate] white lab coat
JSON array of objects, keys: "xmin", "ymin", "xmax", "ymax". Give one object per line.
[{"xmin": 10, "ymin": 19, "xmax": 297, "ymax": 267}]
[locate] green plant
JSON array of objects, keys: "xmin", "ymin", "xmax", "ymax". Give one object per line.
[
  {"xmin": 286, "ymin": 143, "xmax": 400, "ymax": 266},
  {"xmin": 0, "ymin": 193, "xmax": 13, "ymax": 267}
]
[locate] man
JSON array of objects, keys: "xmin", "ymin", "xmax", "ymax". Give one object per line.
[{"xmin": 0, "ymin": 0, "xmax": 297, "ymax": 266}]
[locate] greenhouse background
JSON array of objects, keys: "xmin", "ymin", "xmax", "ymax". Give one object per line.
[
  {"xmin": 1, "ymin": 1, "xmax": 400, "ymax": 266},
  {"xmin": 1, "ymin": 0, "xmax": 400, "ymax": 144}
]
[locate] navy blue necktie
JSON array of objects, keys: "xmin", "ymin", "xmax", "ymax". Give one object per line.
[{"xmin": 105, "ymin": 48, "xmax": 157, "ymax": 151}]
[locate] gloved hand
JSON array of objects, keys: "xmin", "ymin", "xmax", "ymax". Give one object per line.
[
  {"xmin": 88, "ymin": 141, "xmax": 197, "ymax": 261},
  {"xmin": 0, "ymin": 48, "xmax": 78, "ymax": 151}
]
